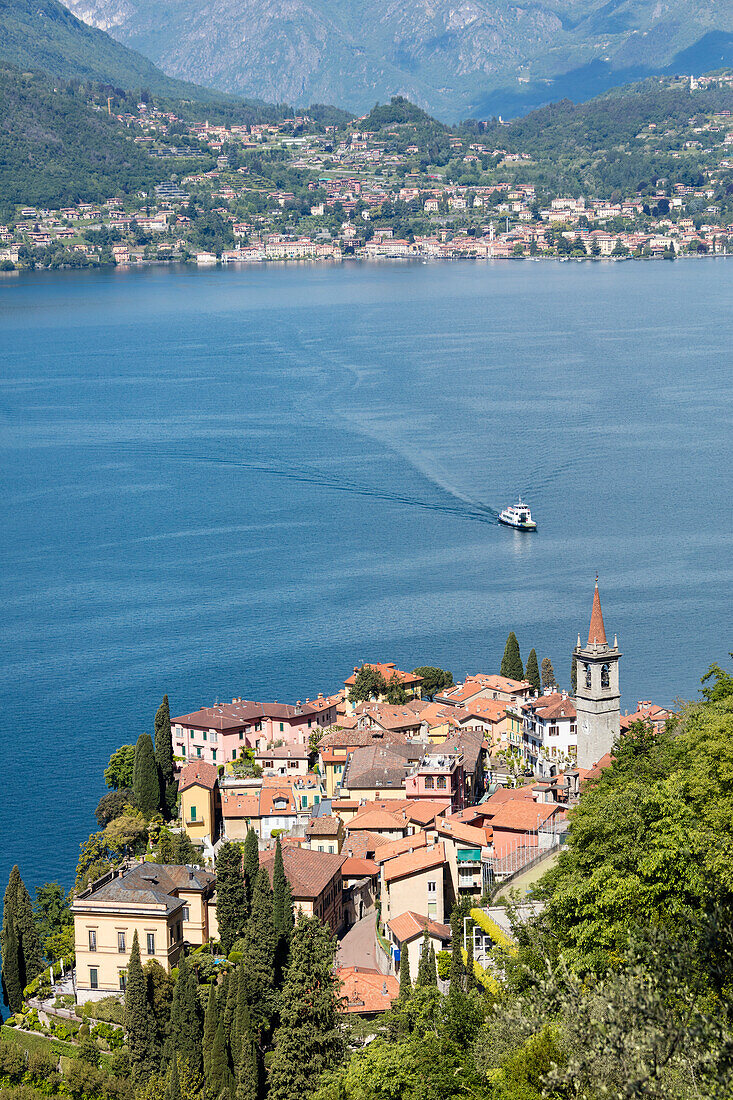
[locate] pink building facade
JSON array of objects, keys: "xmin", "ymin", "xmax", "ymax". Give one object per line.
[{"xmin": 404, "ymin": 753, "xmax": 465, "ymax": 813}]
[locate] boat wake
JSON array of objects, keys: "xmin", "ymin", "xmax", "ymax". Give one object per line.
[{"xmin": 140, "ymin": 448, "xmax": 500, "ymax": 526}]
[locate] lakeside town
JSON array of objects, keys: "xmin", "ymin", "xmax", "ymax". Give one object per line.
[
  {"xmin": 3, "ymin": 72, "xmax": 733, "ymax": 271},
  {"xmin": 0, "ymin": 583, "xmax": 680, "ymax": 1061}
]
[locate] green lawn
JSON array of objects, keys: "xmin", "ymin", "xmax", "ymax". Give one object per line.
[{"xmin": 1, "ymin": 1024, "xmax": 78, "ymax": 1060}]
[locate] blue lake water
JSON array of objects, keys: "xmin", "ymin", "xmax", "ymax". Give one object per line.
[{"xmin": 1, "ymin": 257, "xmax": 731, "ymax": 905}]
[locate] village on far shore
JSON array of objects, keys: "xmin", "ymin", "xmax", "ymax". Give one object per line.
[
  {"xmin": 26, "ymin": 579, "xmax": 669, "ymax": 1021},
  {"xmin": 3, "ymin": 71, "xmax": 733, "ymax": 271}
]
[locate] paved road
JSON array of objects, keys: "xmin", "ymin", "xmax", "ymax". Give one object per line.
[{"xmin": 337, "ymin": 913, "xmax": 387, "ymax": 973}]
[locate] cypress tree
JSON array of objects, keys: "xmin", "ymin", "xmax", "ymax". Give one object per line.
[
  {"xmin": 243, "ymin": 867, "xmax": 276, "ymax": 1028},
  {"xmin": 154, "ymin": 694, "xmax": 176, "ymax": 818},
  {"xmin": 208, "ymin": 1013, "xmax": 234, "ymax": 1100},
  {"xmin": 268, "ymin": 915, "xmax": 344, "ymax": 1100},
  {"xmin": 1, "ymin": 916, "xmax": 22, "ymax": 1013},
  {"xmin": 525, "ymin": 648, "xmax": 541, "ymax": 694},
  {"xmin": 133, "ymin": 732, "xmax": 162, "ymax": 818},
  {"xmin": 1, "ymin": 865, "xmax": 43, "ymax": 1011},
  {"xmin": 167, "ymin": 955, "xmax": 203, "ymax": 1073},
  {"xmin": 541, "ymin": 656, "xmax": 556, "ymax": 692},
  {"xmin": 242, "ymin": 829, "xmax": 260, "ymax": 906},
  {"xmin": 78, "ymin": 1022, "xmax": 100, "ymax": 1066},
  {"xmin": 465, "ymin": 926, "xmax": 476, "ymax": 992},
  {"xmin": 203, "ymin": 981, "xmax": 218, "ymax": 1086},
  {"xmin": 448, "ymin": 906, "xmax": 464, "ymax": 993},
  {"xmin": 571, "ymin": 653, "xmax": 577, "ymax": 694},
  {"xmin": 272, "ymin": 839, "xmax": 294, "ymax": 984},
  {"xmin": 500, "ymin": 632, "xmax": 524, "ymax": 681},
  {"xmin": 235, "ymin": 1026, "xmax": 258, "ymax": 1100},
  {"xmin": 416, "ymin": 927, "xmax": 436, "ymax": 988},
  {"xmin": 397, "ymin": 942, "xmax": 411, "ymax": 1001},
  {"xmin": 216, "ymin": 843, "xmax": 248, "ymax": 956},
  {"xmin": 167, "ymin": 1053, "xmax": 182, "ymax": 1100},
  {"xmin": 124, "ymin": 930, "xmax": 157, "ymax": 1085}
]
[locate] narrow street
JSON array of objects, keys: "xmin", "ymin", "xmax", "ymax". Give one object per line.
[{"xmin": 336, "ymin": 913, "xmax": 389, "ymax": 974}]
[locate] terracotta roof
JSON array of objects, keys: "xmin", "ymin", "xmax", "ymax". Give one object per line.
[
  {"xmin": 459, "ymin": 698, "xmax": 507, "ymax": 723},
  {"xmin": 382, "ymin": 842, "xmax": 446, "ymax": 884},
  {"xmin": 259, "ymin": 847, "xmax": 345, "ymax": 900},
  {"xmin": 256, "ymin": 746, "xmax": 309, "ymax": 760},
  {"xmin": 588, "ymin": 579, "xmax": 607, "ymax": 645},
  {"xmin": 584, "ymin": 751, "xmax": 614, "ymax": 779},
  {"xmin": 341, "ymin": 831, "xmax": 390, "ymax": 859},
  {"xmin": 340, "ymin": 857, "xmax": 379, "ymax": 878},
  {"xmin": 221, "ymin": 792, "xmax": 260, "ymax": 818},
  {"xmin": 259, "ymin": 788, "xmax": 297, "ymax": 816},
  {"xmin": 489, "ymin": 800, "xmax": 561, "ymax": 832},
  {"xmin": 387, "ymin": 911, "xmax": 451, "ymax": 944},
  {"xmin": 344, "ymin": 663, "xmax": 422, "ymax": 688},
  {"xmin": 336, "ymin": 967, "xmax": 399, "ymax": 1014},
  {"xmin": 404, "ymin": 800, "xmax": 447, "ymax": 826},
  {"xmin": 306, "ymin": 815, "xmax": 342, "ymax": 836},
  {"xmin": 344, "ymin": 744, "xmax": 417, "ymax": 789},
  {"xmin": 345, "ymin": 809, "xmax": 407, "ymax": 832},
  {"xmin": 178, "ymin": 760, "xmax": 219, "ymax": 792},
  {"xmin": 173, "ymin": 698, "xmax": 318, "ymax": 730},
  {"xmin": 354, "ymin": 701, "xmax": 430, "ymax": 731},
  {"xmin": 436, "ymin": 820, "xmax": 491, "ymax": 846},
  {"xmin": 417, "ymin": 702, "xmax": 464, "ymax": 727},
  {"xmin": 530, "ymin": 693, "xmax": 577, "ymax": 721},
  {"xmin": 438, "ymin": 674, "xmax": 531, "ymax": 704},
  {"xmin": 374, "ymin": 832, "xmax": 427, "ymax": 863},
  {"xmin": 318, "ymin": 727, "xmax": 385, "ymax": 749}
]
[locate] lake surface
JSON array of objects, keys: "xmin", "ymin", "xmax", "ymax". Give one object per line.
[{"xmin": 1, "ymin": 257, "xmax": 731, "ymax": 902}]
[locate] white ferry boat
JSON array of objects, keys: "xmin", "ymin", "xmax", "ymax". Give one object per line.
[{"xmin": 498, "ymin": 498, "xmax": 537, "ymax": 530}]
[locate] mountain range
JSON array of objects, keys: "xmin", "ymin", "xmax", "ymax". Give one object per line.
[{"xmin": 58, "ymin": 0, "xmax": 733, "ymax": 119}]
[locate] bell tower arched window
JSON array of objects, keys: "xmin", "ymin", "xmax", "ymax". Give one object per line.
[
  {"xmin": 601, "ymin": 663, "xmax": 610, "ymax": 689},
  {"xmin": 584, "ymin": 663, "xmax": 592, "ymax": 689}
]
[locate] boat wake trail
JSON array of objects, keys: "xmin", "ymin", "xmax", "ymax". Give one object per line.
[{"xmin": 146, "ymin": 448, "xmax": 500, "ymax": 526}]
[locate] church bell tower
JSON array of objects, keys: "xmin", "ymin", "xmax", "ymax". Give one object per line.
[{"xmin": 574, "ymin": 579, "xmax": 621, "ymax": 770}]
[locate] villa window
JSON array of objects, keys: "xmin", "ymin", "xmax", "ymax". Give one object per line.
[
  {"xmin": 427, "ymin": 881, "xmax": 436, "ymax": 895},
  {"xmin": 89, "ymin": 968, "xmax": 98, "ymax": 990},
  {"xmin": 119, "ymin": 971, "xmax": 127, "ymax": 992},
  {"xmin": 239, "ymin": 731, "xmax": 244, "ymax": 740},
  {"xmin": 549, "ymin": 725, "xmax": 559, "ymax": 738},
  {"xmin": 280, "ymin": 723, "xmax": 284, "ymax": 732},
  {"xmin": 424, "ymin": 776, "xmax": 434, "ymax": 789},
  {"xmin": 117, "ymin": 932, "xmax": 126, "ymax": 953},
  {"xmin": 146, "ymin": 933, "xmax": 155, "ymax": 956},
  {"xmin": 584, "ymin": 664, "xmax": 592, "ymax": 689},
  {"xmin": 601, "ymin": 663, "xmax": 610, "ymax": 689},
  {"xmin": 182, "ymin": 907, "xmax": 190, "ymax": 922},
  {"xmin": 437, "ymin": 776, "xmax": 446, "ymax": 789},
  {"xmin": 88, "ymin": 930, "xmax": 97, "ymax": 952},
  {"xmin": 212, "ymin": 749, "xmax": 217, "ymax": 761},
  {"xmin": 190, "ymin": 806, "xmax": 197, "ymax": 821},
  {"xmin": 196, "ymin": 747, "xmax": 202, "ymax": 758}
]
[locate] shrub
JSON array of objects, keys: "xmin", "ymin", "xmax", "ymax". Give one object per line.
[
  {"xmin": 436, "ymin": 950, "xmax": 451, "ymax": 980},
  {"xmin": 0, "ymin": 1038, "xmax": 27, "ymax": 1080}
]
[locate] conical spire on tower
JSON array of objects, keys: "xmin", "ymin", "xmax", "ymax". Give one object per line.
[{"xmin": 588, "ymin": 577, "xmax": 607, "ymax": 645}]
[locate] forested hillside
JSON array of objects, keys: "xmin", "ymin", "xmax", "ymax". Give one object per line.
[{"xmin": 0, "ymin": 66, "xmax": 167, "ymax": 206}]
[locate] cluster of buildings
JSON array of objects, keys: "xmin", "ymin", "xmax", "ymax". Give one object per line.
[
  {"xmin": 70, "ymin": 582, "xmax": 671, "ymax": 1012},
  {"xmin": 2, "ymin": 81, "xmax": 732, "ymax": 270}
]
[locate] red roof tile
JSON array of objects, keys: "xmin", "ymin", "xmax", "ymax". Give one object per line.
[
  {"xmin": 178, "ymin": 760, "xmax": 218, "ymax": 792},
  {"xmin": 382, "ymin": 842, "xmax": 446, "ymax": 884},
  {"xmin": 336, "ymin": 967, "xmax": 399, "ymax": 1014},
  {"xmin": 387, "ymin": 911, "xmax": 451, "ymax": 944}
]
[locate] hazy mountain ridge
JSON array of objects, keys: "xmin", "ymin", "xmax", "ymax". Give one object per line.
[{"xmin": 59, "ymin": 0, "xmax": 733, "ymax": 118}]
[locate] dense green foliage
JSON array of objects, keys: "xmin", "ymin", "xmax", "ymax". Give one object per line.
[
  {"xmin": 348, "ymin": 665, "xmax": 388, "ymax": 703},
  {"xmin": 412, "ymin": 666, "xmax": 454, "ymax": 700},
  {"xmin": 105, "ymin": 746, "xmax": 135, "ymax": 791},
  {"xmin": 124, "ymin": 932, "xmax": 157, "ymax": 1086},
  {"xmin": 33, "ymin": 883, "xmax": 72, "ymax": 964},
  {"xmin": 500, "ymin": 633, "xmax": 523, "ymax": 681},
  {"xmin": 216, "ymin": 843, "xmax": 248, "ymax": 956},
  {"xmin": 154, "ymin": 695, "xmax": 176, "ymax": 819},
  {"xmin": 269, "ymin": 915, "xmax": 344, "ymax": 1100},
  {"xmin": 541, "ymin": 657, "xmax": 556, "ymax": 691},
  {"xmin": 0, "ymin": 65, "xmax": 169, "ymax": 207}
]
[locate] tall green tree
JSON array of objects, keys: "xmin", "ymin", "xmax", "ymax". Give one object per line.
[
  {"xmin": 243, "ymin": 829, "xmax": 260, "ymax": 907},
  {"xmin": 397, "ymin": 942, "xmax": 411, "ymax": 1002},
  {"xmin": 167, "ymin": 1053, "xmax": 182, "ymax": 1100},
  {"xmin": 216, "ymin": 843, "xmax": 248, "ymax": 956},
  {"xmin": 570, "ymin": 653, "xmax": 578, "ymax": 694},
  {"xmin": 155, "ymin": 694, "xmax": 177, "ymax": 818},
  {"xmin": 268, "ymin": 915, "xmax": 344, "ymax": 1100},
  {"xmin": 104, "ymin": 744, "xmax": 135, "ymax": 790},
  {"xmin": 412, "ymin": 666, "xmax": 454, "ymax": 700},
  {"xmin": 385, "ymin": 674, "xmax": 407, "ymax": 705},
  {"xmin": 1, "ymin": 865, "xmax": 43, "ymax": 1011},
  {"xmin": 500, "ymin": 632, "xmax": 524, "ymax": 681},
  {"xmin": 133, "ymin": 732, "xmax": 162, "ymax": 818},
  {"xmin": 541, "ymin": 657, "xmax": 556, "ymax": 691},
  {"xmin": 167, "ymin": 954, "xmax": 203, "ymax": 1073},
  {"xmin": 243, "ymin": 867, "xmax": 276, "ymax": 1028},
  {"xmin": 272, "ymin": 838, "xmax": 294, "ymax": 980},
  {"xmin": 525, "ymin": 649, "xmax": 541, "ymax": 694},
  {"xmin": 416, "ymin": 927, "xmax": 437, "ymax": 988},
  {"xmin": 203, "ymin": 981, "xmax": 218, "ymax": 1086},
  {"xmin": 124, "ymin": 930, "xmax": 158, "ymax": 1085},
  {"xmin": 348, "ymin": 665, "xmax": 387, "ymax": 703},
  {"xmin": 208, "ymin": 1014, "xmax": 234, "ymax": 1100},
  {"xmin": 448, "ymin": 906, "xmax": 464, "ymax": 993}
]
